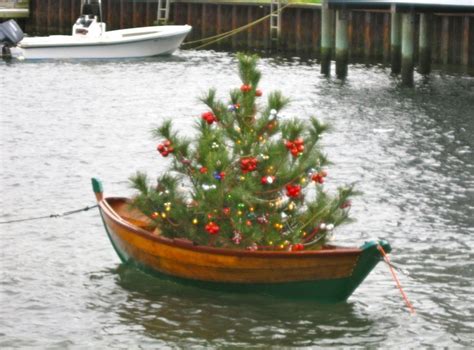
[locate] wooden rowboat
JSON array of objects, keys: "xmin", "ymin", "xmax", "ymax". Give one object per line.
[{"xmin": 92, "ymin": 178, "xmax": 391, "ymax": 302}]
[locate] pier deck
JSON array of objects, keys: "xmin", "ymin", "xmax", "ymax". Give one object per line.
[{"xmin": 0, "ymin": 0, "xmax": 29, "ymax": 18}]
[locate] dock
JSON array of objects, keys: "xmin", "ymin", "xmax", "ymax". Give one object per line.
[
  {"xmin": 1, "ymin": 0, "xmax": 472, "ymax": 85},
  {"xmin": 0, "ymin": 0, "xmax": 29, "ymax": 18}
]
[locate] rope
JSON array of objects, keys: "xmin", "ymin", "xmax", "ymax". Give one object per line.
[
  {"xmin": 0, "ymin": 204, "xmax": 98, "ymax": 224},
  {"xmin": 182, "ymin": 3, "xmax": 290, "ymax": 50},
  {"xmin": 378, "ymin": 245, "xmax": 416, "ymax": 315}
]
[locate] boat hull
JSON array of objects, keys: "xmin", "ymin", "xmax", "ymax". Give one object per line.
[
  {"xmin": 97, "ymin": 196, "xmax": 391, "ymax": 302},
  {"xmin": 14, "ymin": 25, "xmax": 191, "ymax": 59}
]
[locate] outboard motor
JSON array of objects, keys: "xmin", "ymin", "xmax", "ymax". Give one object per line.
[{"xmin": 0, "ymin": 20, "xmax": 24, "ymax": 58}]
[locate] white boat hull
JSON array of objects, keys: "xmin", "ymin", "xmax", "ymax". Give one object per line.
[{"xmin": 13, "ymin": 25, "xmax": 191, "ymax": 59}]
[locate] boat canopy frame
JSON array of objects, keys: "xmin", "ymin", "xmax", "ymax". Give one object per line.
[{"xmin": 80, "ymin": 0, "xmax": 103, "ymax": 22}]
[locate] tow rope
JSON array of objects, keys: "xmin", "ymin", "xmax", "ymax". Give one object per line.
[
  {"xmin": 0, "ymin": 204, "xmax": 98, "ymax": 224},
  {"xmin": 378, "ymin": 245, "xmax": 416, "ymax": 315},
  {"xmin": 182, "ymin": 3, "xmax": 290, "ymax": 50}
]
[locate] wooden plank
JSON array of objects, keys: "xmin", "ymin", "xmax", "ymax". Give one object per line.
[
  {"xmin": 232, "ymin": 5, "xmax": 237, "ymax": 49},
  {"xmin": 247, "ymin": 6, "xmax": 253, "ymax": 48},
  {"xmin": 364, "ymin": 11, "xmax": 372, "ymax": 60},
  {"xmin": 441, "ymin": 15, "xmax": 449, "ymax": 64},
  {"xmin": 312, "ymin": 9, "xmax": 320, "ymax": 54},
  {"xmin": 201, "ymin": 3, "xmax": 207, "ymax": 38},
  {"xmin": 296, "ymin": 8, "xmax": 302, "ymax": 52},
  {"xmin": 383, "ymin": 12, "xmax": 390, "ymax": 62},
  {"xmin": 462, "ymin": 16, "xmax": 470, "ymax": 66}
]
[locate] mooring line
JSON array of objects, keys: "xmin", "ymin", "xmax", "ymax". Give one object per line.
[
  {"xmin": 0, "ymin": 204, "xmax": 98, "ymax": 224},
  {"xmin": 378, "ymin": 245, "xmax": 416, "ymax": 315},
  {"xmin": 182, "ymin": 3, "xmax": 291, "ymax": 50}
]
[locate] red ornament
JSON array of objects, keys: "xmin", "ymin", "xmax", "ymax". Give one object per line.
[
  {"xmin": 311, "ymin": 171, "xmax": 327, "ymax": 184},
  {"xmin": 285, "ymin": 138, "xmax": 305, "ymax": 157},
  {"xmin": 255, "ymin": 89, "xmax": 262, "ymax": 97},
  {"xmin": 341, "ymin": 200, "xmax": 352, "ymax": 209},
  {"xmin": 205, "ymin": 221, "xmax": 220, "ymax": 235},
  {"xmin": 240, "ymin": 84, "xmax": 252, "ymax": 93},
  {"xmin": 219, "ymin": 171, "xmax": 226, "ymax": 180},
  {"xmin": 157, "ymin": 140, "xmax": 174, "ymax": 157},
  {"xmin": 246, "ymin": 220, "xmax": 252, "ymax": 227},
  {"xmin": 240, "ymin": 157, "xmax": 258, "ymax": 173},
  {"xmin": 286, "ymin": 184, "xmax": 301, "ymax": 198},
  {"xmin": 199, "ymin": 166, "xmax": 208, "ymax": 174},
  {"xmin": 261, "ymin": 175, "xmax": 275, "ymax": 185},
  {"xmin": 223, "ymin": 207, "xmax": 231, "ymax": 216},
  {"xmin": 232, "ymin": 231, "xmax": 242, "ymax": 244},
  {"xmin": 150, "ymin": 212, "xmax": 159, "ymax": 219},
  {"xmin": 201, "ymin": 111, "xmax": 217, "ymax": 125},
  {"xmin": 290, "ymin": 243, "xmax": 305, "ymax": 251}
]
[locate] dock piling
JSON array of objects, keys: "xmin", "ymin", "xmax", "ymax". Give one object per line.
[
  {"xmin": 390, "ymin": 5, "xmax": 402, "ymax": 74},
  {"xmin": 321, "ymin": 0, "xmax": 334, "ymax": 75},
  {"xmin": 335, "ymin": 7, "xmax": 349, "ymax": 78},
  {"xmin": 418, "ymin": 12, "xmax": 432, "ymax": 75},
  {"xmin": 401, "ymin": 10, "xmax": 415, "ymax": 86}
]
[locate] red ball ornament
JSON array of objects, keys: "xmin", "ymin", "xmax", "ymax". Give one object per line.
[
  {"xmin": 246, "ymin": 220, "xmax": 252, "ymax": 227},
  {"xmin": 199, "ymin": 166, "xmax": 208, "ymax": 174},
  {"xmin": 201, "ymin": 111, "xmax": 217, "ymax": 125},
  {"xmin": 157, "ymin": 140, "xmax": 174, "ymax": 157},
  {"xmin": 223, "ymin": 207, "xmax": 231, "ymax": 216},
  {"xmin": 240, "ymin": 84, "xmax": 252, "ymax": 93},
  {"xmin": 255, "ymin": 89, "xmax": 262, "ymax": 97},
  {"xmin": 240, "ymin": 157, "xmax": 258, "ymax": 173},
  {"xmin": 290, "ymin": 243, "xmax": 304, "ymax": 251},
  {"xmin": 151, "ymin": 212, "xmax": 159, "ymax": 219},
  {"xmin": 311, "ymin": 171, "xmax": 327, "ymax": 184},
  {"xmin": 286, "ymin": 184, "xmax": 301, "ymax": 198},
  {"xmin": 205, "ymin": 221, "xmax": 220, "ymax": 235},
  {"xmin": 285, "ymin": 138, "xmax": 305, "ymax": 158}
]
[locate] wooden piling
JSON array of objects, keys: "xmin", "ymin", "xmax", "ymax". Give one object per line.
[
  {"xmin": 391, "ymin": 5, "xmax": 402, "ymax": 74},
  {"xmin": 401, "ymin": 11, "xmax": 415, "ymax": 86},
  {"xmin": 335, "ymin": 8, "xmax": 349, "ymax": 78},
  {"xmin": 418, "ymin": 12, "xmax": 432, "ymax": 75},
  {"xmin": 321, "ymin": 0, "xmax": 333, "ymax": 75}
]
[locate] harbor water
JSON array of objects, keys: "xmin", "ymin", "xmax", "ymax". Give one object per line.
[{"xmin": 1, "ymin": 51, "xmax": 473, "ymax": 348}]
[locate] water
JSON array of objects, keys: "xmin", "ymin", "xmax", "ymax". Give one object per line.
[{"xmin": 1, "ymin": 51, "xmax": 473, "ymax": 348}]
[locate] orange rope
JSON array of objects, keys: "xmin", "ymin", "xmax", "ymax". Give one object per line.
[{"xmin": 377, "ymin": 245, "xmax": 416, "ymax": 315}]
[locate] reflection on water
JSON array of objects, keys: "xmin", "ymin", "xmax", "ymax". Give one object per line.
[
  {"xmin": 111, "ymin": 265, "xmax": 376, "ymax": 348},
  {"xmin": 1, "ymin": 50, "xmax": 473, "ymax": 348}
]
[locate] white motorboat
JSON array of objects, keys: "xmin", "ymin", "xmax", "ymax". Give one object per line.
[{"xmin": 0, "ymin": 0, "xmax": 191, "ymax": 60}]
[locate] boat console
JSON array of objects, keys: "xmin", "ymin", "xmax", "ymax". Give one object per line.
[
  {"xmin": 73, "ymin": 0, "xmax": 105, "ymax": 37},
  {"xmin": 72, "ymin": 15, "xmax": 106, "ymax": 37}
]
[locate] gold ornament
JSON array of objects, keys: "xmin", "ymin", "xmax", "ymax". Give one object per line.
[
  {"xmin": 288, "ymin": 202, "xmax": 296, "ymax": 211},
  {"xmin": 161, "ymin": 212, "xmax": 167, "ymax": 219},
  {"xmin": 192, "ymin": 218, "xmax": 198, "ymax": 225}
]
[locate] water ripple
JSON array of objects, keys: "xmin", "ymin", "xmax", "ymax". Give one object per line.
[{"xmin": 1, "ymin": 50, "xmax": 473, "ymax": 348}]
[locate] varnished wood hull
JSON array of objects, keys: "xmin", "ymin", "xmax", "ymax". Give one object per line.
[{"xmin": 96, "ymin": 196, "xmax": 391, "ymax": 302}]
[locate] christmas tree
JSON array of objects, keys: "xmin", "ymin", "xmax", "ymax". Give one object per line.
[{"xmin": 130, "ymin": 54, "xmax": 355, "ymax": 251}]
